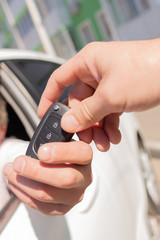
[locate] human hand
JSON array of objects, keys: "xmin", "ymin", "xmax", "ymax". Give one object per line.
[
  {"xmin": 38, "ymin": 39, "xmax": 160, "ymax": 151},
  {"xmin": 3, "ymin": 141, "xmax": 92, "ymax": 216}
]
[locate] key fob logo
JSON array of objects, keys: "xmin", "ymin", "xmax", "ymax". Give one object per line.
[
  {"xmin": 46, "ymin": 133, "xmax": 52, "ymax": 139},
  {"xmin": 53, "ymin": 122, "xmax": 58, "ymax": 128}
]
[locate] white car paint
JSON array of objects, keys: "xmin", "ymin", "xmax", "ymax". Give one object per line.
[
  {"xmin": 0, "ymin": 48, "xmax": 65, "ymax": 64},
  {"xmin": 0, "ymin": 114, "xmax": 150, "ymax": 240}
]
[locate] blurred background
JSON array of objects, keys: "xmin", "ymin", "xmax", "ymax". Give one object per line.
[
  {"xmin": 1, "ymin": 0, "xmax": 160, "ymax": 59},
  {"xmin": 0, "ymin": 0, "xmax": 160, "ymax": 157}
]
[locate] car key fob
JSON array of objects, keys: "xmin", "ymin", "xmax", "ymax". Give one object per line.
[{"xmin": 26, "ymin": 102, "xmax": 73, "ymax": 159}]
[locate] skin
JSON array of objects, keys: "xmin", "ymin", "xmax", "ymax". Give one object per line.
[
  {"xmin": 4, "ymin": 38, "xmax": 160, "ymax": 215},
  {"xmin": 38, "ymin": 39, "xmax": 160, "ymax": 151},
  {"xmin": 4, "ymin": 141, "xmax": 92, "ymax": 215}
]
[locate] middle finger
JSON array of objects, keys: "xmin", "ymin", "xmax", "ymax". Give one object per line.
[
  {"xmin": 4, "ymin": 159, "xmax": 92, "ymax": 189},
  {"xmin": 5, "ymin": 167, "xmax": 85, "ymax": 205}
]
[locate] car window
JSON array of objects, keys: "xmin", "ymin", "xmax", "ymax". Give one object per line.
[
  {"xmin": 6, "ymin": 103, "xmax": 30, "ymax": 140},
  {"xmin": 4, "ymin": 60, "xmax": 61, "ymax": 104}
]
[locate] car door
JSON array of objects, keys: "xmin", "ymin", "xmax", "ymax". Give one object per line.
[
  {"xmin": 0, "ymin": 60, "xmax": 39, "ymax": 232},
  {"xmin": 0, "ymin": 61, "xmax": 40, "ymax": 137},
  {"xmin": 0, "ymin": 58, "xmax": 72, "ymax": 239}
]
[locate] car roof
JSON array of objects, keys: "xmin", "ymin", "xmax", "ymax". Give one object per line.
[{"xmin": 0, "ymin": 48, "xmax": 65, "ymax": 64}]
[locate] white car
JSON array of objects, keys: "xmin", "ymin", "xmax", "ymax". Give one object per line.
[{"xmin": 0, "ymin": 49, "xmax": 160, "ymax": 240}]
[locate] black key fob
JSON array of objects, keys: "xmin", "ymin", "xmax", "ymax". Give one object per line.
[{"xmin": 26, "ymin": 102, "xmax": 73, "ymax": 159}]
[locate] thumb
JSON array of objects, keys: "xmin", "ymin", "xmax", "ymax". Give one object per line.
[{"xmin": 61, "ymin": 94, "xmax": 109, "ymax": 133}]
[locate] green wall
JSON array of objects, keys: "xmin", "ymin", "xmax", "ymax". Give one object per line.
[
  {"xmin": 0, "ymin": 6, "xmax": 13, "ymax": 48},
  {"xmin": 64, "ymin": 0, "xmax": 104, "ymax": 50}
]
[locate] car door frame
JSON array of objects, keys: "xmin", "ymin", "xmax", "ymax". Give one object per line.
[{"xmin": 0, "ymin": 62, "xmax": 39, "ymax": 232}]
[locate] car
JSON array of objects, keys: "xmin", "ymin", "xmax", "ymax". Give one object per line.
[{"xmin": 0, "ymin": 49, "xmax": 160, "ymax": 240}]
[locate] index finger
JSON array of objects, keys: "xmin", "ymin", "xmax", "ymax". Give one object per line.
[
  {"xmin": 38, "ymin": 56, "xmax": 79, "ymax": 118},
  {"xmin": 37, "ymin": 141, "xmax": 93, "ymax": 165}
]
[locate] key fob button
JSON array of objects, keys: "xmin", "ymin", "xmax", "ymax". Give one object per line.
[
  {"xmin": 26, "ymin": 102, "xmax": 74, "ymax": 160},
  {"xmin": 42, "ymin": 125, "xmax": 59, "ymax": 142},
  {"xmin": 53, "ymin": 105, "xmax": 59, "ymax": 111},
  {"xmin": 34, "ymin": 137, "xmax": 46, "ymax": 152},
  {"xmin": 46, "ymin": 116, "xmax": 61, "ymax": 132}
]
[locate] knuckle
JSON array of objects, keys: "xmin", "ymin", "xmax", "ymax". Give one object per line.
[
  {"xmin": 97, "ymin": 84, "xmax": 109, "ymax": 104},
  {"xmin": 74, "ymin": 52, "xmax": 89, "ymax": 78},
  {"xmin": 57, "ymin": 206, "xmax": 71, "ymax": 216},
  {"xmin": 36, "ymin": 189, "xmax": 49, "ymax": 202},
  {"xmin": 74, "ymin": 42, "xmax": 97, "ymax": 74},
  {"xmin": 72, "ymin": 190, "xmax": 85, "ymax": 205},
  {"xmin": 79, "ymin": 101, "xmax": 98, "ymax": 124},
  {"xmin": 78, "ymin": 142, "xmax": 93, "ymax": 164},
  {"xmin": 61, "ymin": 170, "xmax": 78, "ymax": 188},
  {"xmin": 84, "ymin": 144, "xmax": 93, "ymax": 162},
  {"xmin": 48, "ymin": 205, "xmax": 72, "ymax": 216},
  {"xmin": 78, "ymin": 193, "xmax": 85, "ymax": 203},
  {"xmin": 83, "ymin": 42, "xmax": 98, "ymax": 53},
  {"xmin": 25, "ymin": 198, "xmax": 35, "ymax": 209},
  {"xmin": 60, "ymin": 206, "xmax": 71, "ymax": 215},
  {"xmin": 68, "ymin": 190, "xmax": 84, "ymax": 205}
]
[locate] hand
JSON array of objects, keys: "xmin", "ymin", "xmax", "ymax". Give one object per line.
[
  {"xmin": 3, "ymin": 141, "xmax": 92, "ymax": 216},
  {"xmin": 38, "ymin": 39, "xmax": 160, "ymax": 151}
]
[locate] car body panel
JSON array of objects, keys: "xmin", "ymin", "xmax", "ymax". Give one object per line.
[
  {"xmin": 0, "ymin": 49, "xmax": 65, "ymax": 64},
  {"xmin": 66, "ymin": 114, "xmax": 150, "ymax": 240}
]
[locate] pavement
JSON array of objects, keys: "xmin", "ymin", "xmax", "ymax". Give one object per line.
[
  {"xmin": 135, "ymin": 106, "xmax": 160, "ymax": 143},
  {"xmin": 135, "ymin": 106, "xmax": 160, "ymax": 189}
]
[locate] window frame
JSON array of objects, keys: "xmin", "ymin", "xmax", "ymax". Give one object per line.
[
  {"xmin": 108, "ymin": 0, "xmax": 149, "ymax": 25},
  {"xmin": 78, "ymin": 20, "xmax": 97, "ymax": 45},
  {"xmin": 95, "ymin": 10, "xmax": 113, "ymax": 41},
  {"xmin": 0, "ymin": 60, "xmax": 40, "ymax": 232}
]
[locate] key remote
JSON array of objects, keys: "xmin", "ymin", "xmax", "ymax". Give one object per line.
[{"xmin": 26, "ymin": 102, "xmax": 73, "ymax": 159}]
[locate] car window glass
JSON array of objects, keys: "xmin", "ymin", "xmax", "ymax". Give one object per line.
[
  {"xmin": 6, "ymin": 103, "xmax": 30, "ymax": 140},
  {"xmin": 5, "ymin": 60, "xmax": 60, "ymax": 104}
]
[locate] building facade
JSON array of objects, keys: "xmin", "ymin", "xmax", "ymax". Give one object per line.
[
  {"xmin": 0, "ymin": 0, "xmax": 77, "ymax": 58},
  {"xmin": 64, "ymin": 0, "xmax": 113, "ymax": 51},
  {"xmin": 101, "ymin": 0, "xmax": 160, "ymax": 41},
  {"xmin": 0, "ymin": 0, "xmax": 160, "ymax": 59}
]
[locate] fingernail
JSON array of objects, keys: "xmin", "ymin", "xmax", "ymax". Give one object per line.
[
  {"xmin": 62, "ymin": 114, "xmax": 79, "ymax": 132},
  {"xmin": 4, "ymin": 163, "xmax": 12, "ymax": 177},
  {"xmin": 13, "ymin": 157, "xmax": 26, "ymax": 174},
  {"xmin": 38, "ymin": 145, "xmax": 52, "ymax": 162}
]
